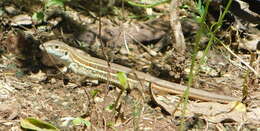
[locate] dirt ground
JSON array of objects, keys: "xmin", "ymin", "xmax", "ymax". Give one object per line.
[{"xmin": 0, "ymin": 0, "xmax": 259, "ymax": 130}]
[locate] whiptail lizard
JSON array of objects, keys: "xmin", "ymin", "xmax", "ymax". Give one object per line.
[{"xmin": 40, "ymin": 40, "xmax": 240, "ymax": 103}]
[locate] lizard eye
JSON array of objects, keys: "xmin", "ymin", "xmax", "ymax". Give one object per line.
[{"xmin": 54, "ymin": 45, "xmax": 59, "ymax": 49}]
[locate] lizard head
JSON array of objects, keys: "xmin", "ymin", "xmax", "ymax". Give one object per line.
[{"xmin": 40, "ymin": 40, "xmax": 72, "ymax": 62}]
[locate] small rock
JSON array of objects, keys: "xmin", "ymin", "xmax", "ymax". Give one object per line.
[
  {"xmin": 120, "ymin": 47, "xmax": 129, "ymax": 55},
  {"xmin": 48, "ymin": 16, "xmax": 62, "ymax": 27},
  {"xmin": 94, "ymin": 97, "xmax": 104, "ymax": 103},
  {"xmin": 66, "ymin": 82, "xmax": 78, "ymax": 88},
  {"xmin": 28, "ymin": 71, "xmax": 47, "ymax": 83},
  {"xmin": 11, "ymin": 14, "xmax": 32, "ymax": 26},
  {"xmin": 239, "ymin": 39, "xmax": 260, "ymax": 51},
  {"xmin": 50, "ymin": 78, "xmax": 57, "ymax": 84},
  {"xmin": 196, "ymin": 51, "xmax": 204, "ymax": 60},
  {"xmin": 4, "ymin": 5, "xmax": 18, "ymax": 15}
]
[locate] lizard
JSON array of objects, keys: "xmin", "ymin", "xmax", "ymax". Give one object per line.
[{"xmin": 39, "ymin": 40, "xmax": 240, "ymax": 103}]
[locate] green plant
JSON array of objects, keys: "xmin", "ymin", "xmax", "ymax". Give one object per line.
[
  {"xmin": 72, "ymin": 117, "xmax": 91, "ymax": 127},
  {"xmin": 124, "ymin": 0, "xmax": 170, "ymax": 8},
  {"xmin": 20, "ymin": 117, "xmax": 59, "ymax": 131},
  {"xmin": 45, "ymin": 0, "xmax": 68, "ymax": 8},
  {"xmin": 32, "ymin": 11, "xmax": 44, "ymax": 23},
  {"xmin": 31, "ymin": 0, "xmax": 68, "ymax": 24},
  {"xmin": 61, "ymin": 117, "xmax": 91, "ymax": 128},
  {"xmin": 180, "ymin": 0, "xmax": 233, "ymax": 130},
  {"xmin": 117, "ymin": 72, "xmax": 129, "ymax": 90}
]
